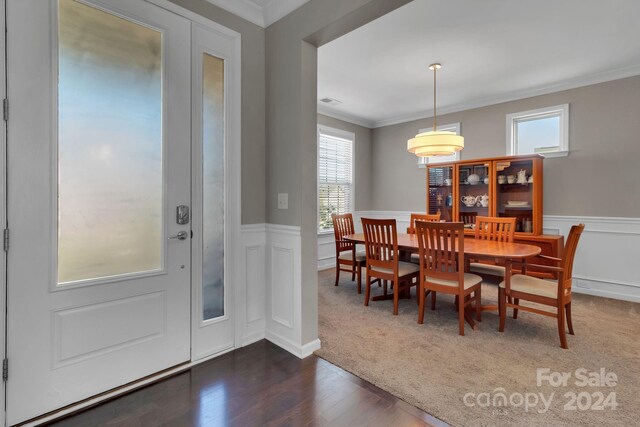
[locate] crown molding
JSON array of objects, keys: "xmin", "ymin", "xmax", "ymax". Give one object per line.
[
  {"xmin": 204, "ymin": 0, "xmax": 310, "ymax": 27},
  {"xmin": 205, "ymin": 0, "xmax": 263, "ymax": 26},
  {"xmin": 366, "ymin": 64, "xmax": 640, "ymax": 129},
  {"xmin": 260, "ymin": 0, "xmax": 310, "ymax": 26},
  {"xmin": 317, "ymin": 104, "xmax": 374, "ymax": 128}
]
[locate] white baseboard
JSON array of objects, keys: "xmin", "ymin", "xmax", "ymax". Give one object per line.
[
  {"xmin": 240, "ymin": 329, "xmax": 266, "ymax": 347},
  {"xmin": 572, "ymin": 278, "xmax": 640, "ymax": 303},
  {"xmin": 265, "ymin": 330, "xmax": 321, "ymax": 359},
  {"xmin": 319, "ymin": 212, "xmax": 639, "ymax": 304},
  {"xmin": 318, "ymin": 259, "xmax": 336, "ymax": 271},
  {"xmin": 301, "ymin": 338, "xmax": 322, "ymax": 358}
]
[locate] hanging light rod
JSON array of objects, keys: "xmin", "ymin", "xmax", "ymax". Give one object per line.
[
  {"xmin": 429, "ymin": 63, "xmax": 441, "ymax": 131},
  {"xmin": 407, "ymin": 62, "xmax": 464, "ymax": 157}
]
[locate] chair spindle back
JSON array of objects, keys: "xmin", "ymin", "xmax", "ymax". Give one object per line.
[
  {"xmin": 331, "ymin": 213, "xmax": 355, "ymax": 254},
  {"xmin": 415, "ymin": 221, "xmax": 465, "ymax": 289},
  {"xmin": 407, "ymin": 213, "xmax": 441, "ymax": 234},
  {"xmin": 361, "ymin": 218, "xmax": 398, "ymax": 273},
  {"xmin": 561, "ymin": 224, "xmax": 585, "ymax": 291},
  {"xmin": 475, "ymin": 216, "xmax": 516, "ymax": 242},
  {"xmin": 460, "ymin": 212, "xmax": 477, "ymax": 225}
]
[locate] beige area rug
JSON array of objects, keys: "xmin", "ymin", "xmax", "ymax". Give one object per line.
[{"xmin": 316, "ymin": 269, "xmax": 640, "ymax": 427}]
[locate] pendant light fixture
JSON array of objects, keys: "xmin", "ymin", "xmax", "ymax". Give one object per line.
[{"xmin": 407, "ymin": 63, "xmax": 464, "ymax": 157}]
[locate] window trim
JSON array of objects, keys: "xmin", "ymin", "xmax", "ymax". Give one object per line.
[
  {"xmin": 417, "ymin": 122, "xmax": 461, "ymax": 167},
  {"xmin": 317, "ymin": 124, "xmax": 355, "ymax": 235},
  {"xmin": 506, "ymin": 104, "xmax": 569, "ymax": 158}
]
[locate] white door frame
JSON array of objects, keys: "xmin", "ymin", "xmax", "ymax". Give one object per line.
[
  {"xmin": 0, "ymin": 0, "xmax": 241, "ymax": 425},
  {"xmin": 0, "ymin": 1, "xmax": 7, "ymax": 424},
  {"xmin": 190, "ymin": 23, "xmax": 239, "ymax": 360},
  {"xmin": 152, "ymin": 0, "xmax": 243, "ymax": 361}
]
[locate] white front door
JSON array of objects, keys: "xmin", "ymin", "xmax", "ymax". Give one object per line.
[{"xmin": 6, "ymin": 0, "xmax": 192, "ymax": 424}]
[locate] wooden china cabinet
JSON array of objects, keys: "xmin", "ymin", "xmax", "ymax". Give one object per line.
[{"xmin": 426, "ymin": 154, "xmax": 564, "ymax": 273}]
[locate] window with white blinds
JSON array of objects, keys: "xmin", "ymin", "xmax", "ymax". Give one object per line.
[{"xmin": 318, "ymin": 126, "xmax": 354, "ymax": 232}]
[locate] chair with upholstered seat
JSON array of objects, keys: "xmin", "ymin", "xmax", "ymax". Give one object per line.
[
  {"xmin": 406, "ymin": 213, "xmax": 441, "ymax": 234},
  {"xmin": 498, "ymin": 224, "xmax": 585, "ymax": 349},
  {"xmin": 415, "ymin": 221, "xmax": 482, "ymax": 335},
  {"xmin": 469, "ymin": 216, "xmax": 516, "ymax": 277},
  {"xmin": 407, "ymin": 213, "xmax": 441, "ymax": 264},
  {"xmin": 332, "ymin": 213, "xmax": 366, "ymax": 293},
  {"xmin": 362, "ymin": 218, "xmax": 419, "ymax": 315}
]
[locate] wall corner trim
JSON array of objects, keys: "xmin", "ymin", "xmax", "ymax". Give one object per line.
[
  {"xmin": 242, "ymin": 223, "xmax": 321, "ymax": 358},
  {"xmin": 266, "ymin": 332, "xmax": 321, "ymax": 359}
]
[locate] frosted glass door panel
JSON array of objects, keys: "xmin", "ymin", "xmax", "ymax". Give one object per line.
[
  {"xmin": 57, "ymin": 0, "xmax": 164, "ymax": 284},
  {"xmin": 202, "ymin": 54, "xmax": 225, "ymax": 320}
]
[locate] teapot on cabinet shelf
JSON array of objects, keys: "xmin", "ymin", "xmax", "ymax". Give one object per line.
[
  {"xmin": 517, "ymin": 169, "xmax": 528, "ymax": 185},
  {"xmin": 479, "ymin": 194, "xmax": 489, "ymax": 208},
  {"xmin": 461, "ymin": 195, "xmax": 479, "ymax": 207}
]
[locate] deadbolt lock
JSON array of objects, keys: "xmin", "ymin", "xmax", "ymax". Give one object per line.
[{"xmin": 176, "ymin": 205, "xmax": 190, "ymax": 225}]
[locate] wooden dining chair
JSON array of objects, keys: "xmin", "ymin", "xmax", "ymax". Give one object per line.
[
  {"xmin": 415, "ymin": 221, "xmax": 482, "ymax": 335},
  {"xmin": 498, "ymin": 224, "xmax": 585, "ymax": 349},
  {"xmin": 469, "ymin": 216, "xmax": 517, "ymax": 277},
  {"xmin": 459, "ymin": 212, "xmax": 477, "ymax": 225},
  {"xmin": 406, "ymin": 213, "xmax": 441, "ymax": 234},
  {"xmin": 331, "ymin": 213, "xmax": 366, "ymax": 293},
  {"xmin": 362, "ymin": 218, "xmax": 419, "ymax": 315},
  {"xmin": 407, "ymin": 213, "xmax": 441, "ymax": 264}
]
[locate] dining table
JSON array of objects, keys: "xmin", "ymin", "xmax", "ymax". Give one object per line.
[
  {"xmin": 344, "ymin": 232, "xmax": 541, "ymax": 261},
  {"xmin": 343, "ymin": 232, "xmax": 542, "ymax": 327}
]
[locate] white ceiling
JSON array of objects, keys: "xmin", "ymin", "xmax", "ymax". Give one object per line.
[
  {"xmin": 204, "ymin": 0, "xmax": 310, "ymax": 27},
  {"xmin": 318, "ymin": 0, "xmax": 640, "ymax": 128}
]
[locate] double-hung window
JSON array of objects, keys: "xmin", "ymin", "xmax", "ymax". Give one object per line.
[
  {"xmin": 317, "ymin": 125, "xmax": 354, "ymax": 233},
  {"xmin": 507, "ymin": 104, "xmax": 569, "ymax": 157}
]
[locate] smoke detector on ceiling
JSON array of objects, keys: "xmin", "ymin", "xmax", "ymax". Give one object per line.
[{"xmin": 319, "ymin": 97, "xmax": 342, "ymax": 106}]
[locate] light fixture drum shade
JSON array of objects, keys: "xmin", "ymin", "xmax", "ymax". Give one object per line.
[{"xmin": 407, "ymin": 130, "xmax": 464, "ymax": 157}]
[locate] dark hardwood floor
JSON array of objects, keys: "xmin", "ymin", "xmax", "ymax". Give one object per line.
[{"xmin": 46, "ymin": 340, "xmax": 446, "ymax": 427}]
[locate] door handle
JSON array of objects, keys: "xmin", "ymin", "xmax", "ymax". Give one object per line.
[{"xmin": 168, "ymin": 231, "xmax": 189, "ymax": 241}]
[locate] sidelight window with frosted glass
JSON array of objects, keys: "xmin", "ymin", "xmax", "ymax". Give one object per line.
[
  {"xmin": 57, "ymin": 0, "xmax": 164, "ymax": 284},
  {"xmin": 201, "ymin": 53, "xmax": 225, "ymax": 321},
  {"xmin": 318, "ymin": 126, "xmax": 354, "ymax": 233}
]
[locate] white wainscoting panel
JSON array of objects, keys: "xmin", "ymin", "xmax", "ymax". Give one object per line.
[
  {"xmin": 318, "ymin": 232, "xmax": 336, "ymax": 270},
  {"xmin": 353, "ymin": 211, "xmax": 413, "ymax": 234},
  {"xmin": 264, "ymin": 224, "xmax": 321, "ymax": 358},
  {"xmin": 240, "ymin": 223, "xmax": 321, "ymax": 358},
  {"xmin": 271, "ymin": 245, "xmax": 294, "ymax": 328},
  {"xmin": 238, "ymin": 224, "xmax": 267, "ymax": 347},
  {"xmin": 544, "ymin": 216, "xmax": 640, "ymax": 302},
  {"xmin": 339, "ymin": 212, "xmax": 639, "ymax": 303}
]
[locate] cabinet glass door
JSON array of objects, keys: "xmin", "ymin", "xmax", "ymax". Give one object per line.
[
  {"xmin": 458, "ymin": 161, "xmax": 491, "ymax": 229},
  {"xmin": 495, "ymin": 158, "xmax": 535, "ymax": 233},
  {"xmin": 427, "ymin": 165, "xmax": 454, "ymax": 221}
]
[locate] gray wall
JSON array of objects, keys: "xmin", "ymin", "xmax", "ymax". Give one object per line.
[
  {"xmin": 265, "ymin": 0, "xmax": 411, "ymax": 345},
  {"xmin": 371, "ymin": 75, "xmax": 640, "ymax": 217},
  {"xmin": 169, "ymin": 0, "xmax": 266, "ymax": 225},
  {"xmin": 318, "ymin": 114, "xmax": 372, "ymax": 211}
]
